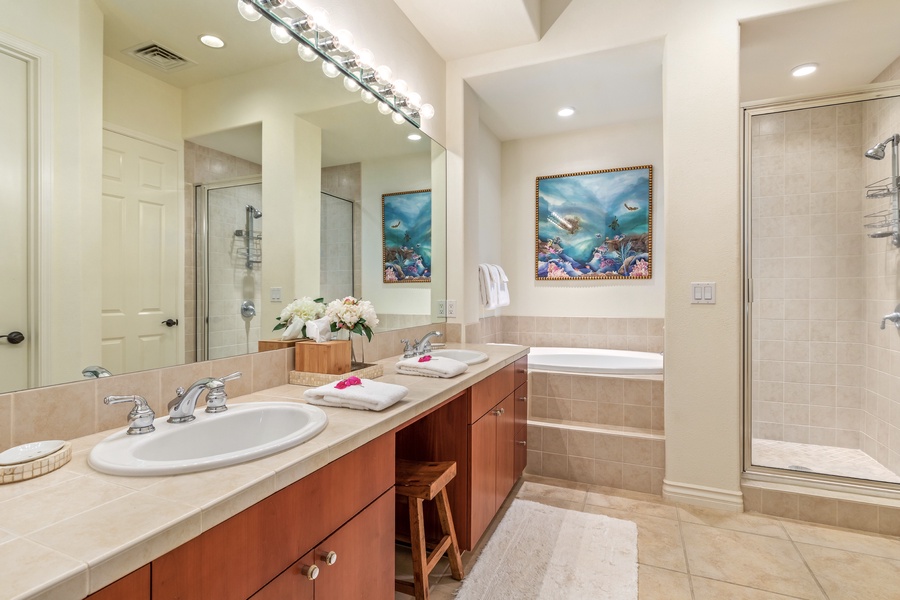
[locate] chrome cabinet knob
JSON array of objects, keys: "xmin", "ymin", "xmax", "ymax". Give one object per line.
[
  {"xmin": 320, "ymin": 550, "xmax": 337, "ymax": 565},
  {"xmin": 516, "ymin": 440, "xmax": 527, "ymax": 446},
  {"xmin": 301, "ymin": 564, "xmax": 319, "ymax": 581},
  {"xmin": 492, "ymin": 408, "xmax": 505, "ymax": 416},
  {"xmin": 517, "ymin": 396, "xmax": 527, "ymax": 402}
]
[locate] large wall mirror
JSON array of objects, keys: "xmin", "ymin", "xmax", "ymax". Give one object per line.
[{"xmin": 0, "ymin": 0, "xmax": 446, "ymax": 394}]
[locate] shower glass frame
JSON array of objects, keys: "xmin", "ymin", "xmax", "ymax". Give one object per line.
[
  {"xmin": 195, "ymin": 175, "xmax": 263, "ymax": 362},
  {"xmin": 742, "ymin": 81, "xmax": 900, "ymax": 495}
]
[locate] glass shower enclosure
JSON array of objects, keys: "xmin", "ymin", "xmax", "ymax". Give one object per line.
[
  {"xmin": 744, "ymin": 85, "xmax": 900, "ymax": 488},
  {"xmin": 196, "ymin": 177, "xmax": 263, "ymax": 361}
]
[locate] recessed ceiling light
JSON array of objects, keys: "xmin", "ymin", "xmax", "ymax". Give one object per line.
[
  {"xmin": 200, "ymin": 35, "xmax": 225, "ymax": 49},
  {"xmin": 791, "ymin": 63, "xmax": 817, "ymax": 77},
  {"xmin": 408, "ymin": 134, "xmax": 422, "ymax": 141},
  {"xmin": 557, "ymin": 107, "xmax": 575, "ymax": 117}
]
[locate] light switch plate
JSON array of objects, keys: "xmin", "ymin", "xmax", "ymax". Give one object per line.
[
  {"xmin": 691, "ymin": 282, "xmax": 716, "ymax": 304},
  {"xmin": 270, "ymin": 287, "xmax": 282, "ymax": 302}
]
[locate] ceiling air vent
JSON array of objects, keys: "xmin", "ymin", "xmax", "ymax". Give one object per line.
[{"xmin": 124, "ymin": 42, "xmax": 195, "ymax": 72}]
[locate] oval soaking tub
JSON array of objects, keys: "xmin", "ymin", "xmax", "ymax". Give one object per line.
[{"xmin": 527, "ymin": 347, "xmax": 663, "ymax": 376}]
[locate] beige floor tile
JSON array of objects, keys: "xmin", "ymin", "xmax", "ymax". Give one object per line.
[
  {"xmin": 781, "ymin": 519, "xmax": 900, "ymax": 560},
  {"xmin": 586, "ymin": 490, "xmax": 678, "ymax": 520},
  {"xmin": 585, "ymin": 505, "xmax": 686, "ymax": 572},
  {"xmin": 797, "ymin": 542, "xmax": 900, "ymax": 600},
  {"xmin": 638, "ymin": 565, "xmax": 691, "ymax": 600},
  {"xmin": 681, "ymin": 523, "xmax": 825, "ymax": 599},
  {"xmin": 692, "ymin": 576, "xmax": 813, "ymax": 599},
  {"xmin": 517, "ymin": 480, "xmax": 587, "ymax": 509},
  {"xmin": 678, "ymin": 504, "xmax": 788, "ymax": 538}
]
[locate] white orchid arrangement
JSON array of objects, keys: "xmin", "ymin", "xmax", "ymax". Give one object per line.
[
  {"xmin": 273, "ymin": 297, "xmax": 326, "ymax": 336},
  {"xmin": 325, "ymin": 296, "xmax": 379, "ymax": 341}
]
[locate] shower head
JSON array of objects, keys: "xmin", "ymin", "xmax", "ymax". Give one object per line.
[
  {"xmin": 865, "ymin": 134, "xmax": 900, "ymax": 160},
  {"xmin": 246, "ymin": 204, "xmax": 262, "ymax": 218}
]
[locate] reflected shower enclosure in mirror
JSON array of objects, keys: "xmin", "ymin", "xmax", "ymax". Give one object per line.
[{"xmin": 0, "ymin": 0, "xmax": 447, "ymax": 394}]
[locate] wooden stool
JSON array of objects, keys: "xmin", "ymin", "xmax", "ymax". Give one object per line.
[{"xmin": 395, "ymin": 459, "xmax": 465, "ymax": 600}]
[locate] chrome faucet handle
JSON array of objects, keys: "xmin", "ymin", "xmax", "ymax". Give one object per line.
[
  {"xmin": 104, "ymin": 395, "xmax": 155, "ymax": 435},
  {"xmin": 400, "ymin": 339, "xmax": 416, "ymax": 358},
  {"xmin": 167, "ymin": 377, "xmax": 217, "ymax": 423},
  {"xmin": 880, "ymin": 312, "xmax": 900, "ymax": 330},
  {"xmin": 205, "ymin": 372, "xmax": 242, "ymax": 413}
]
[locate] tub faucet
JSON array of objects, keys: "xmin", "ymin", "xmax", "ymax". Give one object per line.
[
  {"xmin": 414, "ymin": 331, "xmax": 442, "ymax": 355},
  {"xmin": 881, "ymin": 312, "xmax": 900, "ymax": 330},
  {"xmin": 167, "ymin": 377, "xmax": 221, "ymax": 423}
]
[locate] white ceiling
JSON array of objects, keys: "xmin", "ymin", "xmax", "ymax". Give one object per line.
[{"xmin": 389, "ymin": 0, "xmax": 900, "ymax": 141}]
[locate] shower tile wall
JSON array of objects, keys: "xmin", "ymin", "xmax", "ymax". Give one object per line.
[
  {"xmin": 184, "ymin": 142, "xmax": 262, "ymax": 362},
  {"xmin": 320, "ymin": 195, "xmax": 354, "ymax": 301},
  {"xmin": 321, "ymin": 164, "xmax": 361, "ymax": 300},
  {"xmin": 750, "ymin": 106, "xmax": 866, "ymax": 449},
  {"xmin": 861, "ymin": 94, "xmax": 900, "ymax": 476}
]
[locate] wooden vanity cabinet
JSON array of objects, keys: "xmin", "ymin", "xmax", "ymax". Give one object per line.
[
  {"xmin": 151, "ymin": 434, "xmax": 394, "ymax": 600},
  {"xmin": 250, "ymin": 490, "xmax": 394, "ymax": 600}
]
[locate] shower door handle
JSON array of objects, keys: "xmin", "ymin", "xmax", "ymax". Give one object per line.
[
  {"xmin": 0, "ymin": 331, "xmax": 24, "ymax": 344},
  {"xmin": 161, "ymin": 318, "xmax": 179, "ymax": 327}
]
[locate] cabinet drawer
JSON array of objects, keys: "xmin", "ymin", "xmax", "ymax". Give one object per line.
[
  {"xmin": 152, "ymin": 434, "xmax": 394, "ymax": 600},
  {"xmin": 513, "ymin": 382, "xmax": 527, "ymax": 433},
  {"xmin": 470, "ymin": 362, "xmax": 515, "ymax": 422},
  {"xmin": 514, "ymin": 356, "xmax": 528, "ymax": 390}
]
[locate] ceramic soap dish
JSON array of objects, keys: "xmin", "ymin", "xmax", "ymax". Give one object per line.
[{"xmin": 0, "ymin": 441, "xmax": 72, "ymax": 484}]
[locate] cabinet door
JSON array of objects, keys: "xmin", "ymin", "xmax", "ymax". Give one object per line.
[
  {"xmin": 314, "ymin": 490, "xmax": 395, "ymax": 600},
  {"xmin": 469, "ymin": 409, "xmax": 497, "ymax": 546},
  {"xmin": 249, "ymin": 551, "xmax": 316, "ymax": 600},
  {"xmin": 86, "ymin": 565, "xmax": 150, "ymax": 600},
  {"xmin": 495, "ymin": 393, "xmax": 516, "ymax": 507}
]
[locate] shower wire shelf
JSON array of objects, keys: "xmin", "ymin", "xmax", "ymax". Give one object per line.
[
  {"xmin": 865, "ymin": 177, "xmax": 900, "ymax": 199},
  {"xmin": 234, "ymin": 229, "xmax": 262, "ymax": 240}
]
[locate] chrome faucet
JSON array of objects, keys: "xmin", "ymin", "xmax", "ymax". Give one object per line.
[
  {"xmin": 881, "ymin": 312, "xmax": 900, "ymax": 330},
  {"xmin": 104, "ymin": 395, "xmax": 155, "ymax": 435},
  {"xmin": 83, "ymin": 365, "xmax": 112, "ymax": 378},
  {"xmin": 414, "ymin": 331, "xmax": 442, "ymax": 355},
  {"xmin": 167, "ymin": 378, "xmax": 219, "ymax": 423}
]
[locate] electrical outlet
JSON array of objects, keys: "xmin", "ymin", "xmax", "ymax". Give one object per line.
[
  {"xmin": 437, "ymin": 300, "xmax": 446, "ymax": 316},
  {"xmin": 446, "ymin": 300, "xmax": 456, "ymax": 318}
]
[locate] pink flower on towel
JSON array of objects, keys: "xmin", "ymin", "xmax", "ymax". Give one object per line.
[
  {"xmin": 335, "ymin": 376, "xmax": 362, "ymax": 389},
  {"xmin": 418, "ymin": 355, "xmax": 432, "ymax": 362}
]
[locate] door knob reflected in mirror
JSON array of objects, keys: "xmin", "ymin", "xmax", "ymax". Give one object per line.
[
  {"xmin": 0, "ymin": 331, "xmax": 24, "ymax": 344},
  {"xmin": 161, "ymin": 319, "xmax": 179, "ymax": 327}
]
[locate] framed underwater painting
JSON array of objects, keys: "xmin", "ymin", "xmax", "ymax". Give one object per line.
[
  {"xmin": 535, "ymin": 165, "xmax": 652, "ymax": 280},
  {"xmin": 382, "ymin": 189, "xmax": 432, "ymax": 283}
]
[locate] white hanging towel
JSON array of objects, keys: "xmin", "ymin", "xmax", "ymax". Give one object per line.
[
  {"xmin": 478, "ymin": 263, "xmax": 499, "ymax": 309},
  {"xmin": 492, "ymin": 264, "xmax": 510, "ymax": 307}
]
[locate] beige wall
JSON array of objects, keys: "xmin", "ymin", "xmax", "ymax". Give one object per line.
[{"xmin": 499, "ymin": 118, "xmax": 665, "ymax": 319}]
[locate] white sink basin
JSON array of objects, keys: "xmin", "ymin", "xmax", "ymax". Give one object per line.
[
  {"xmin": 429, "ymin": 349, "xmax": 489, "ymax": 365},
  {"xmin": 89, "ymin": 402, "xmax": 327, "ymax": 476}
]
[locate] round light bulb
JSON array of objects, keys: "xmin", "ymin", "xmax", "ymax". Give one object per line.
[
  {"xmin": 200, "ymin": 35, "xmax": 225, "ymax": 49},
  {"xmin": 307, "ymin": 7, "xmax": 330, "ymax": 31},
  {"xmin": 377, "ymin": 101, "xmax": 392, "ymax": 115},
  {"xmin": 392, "ymin": 79, "xmax": 409, "ymax": 96},
  {"xmin": 375, "ymin": 65, "xmax": 393, "ymax": 84},
  {"xmin": 392, "ymin": 111, "xmax": 406, "ymax": 125},
  {"xmin": 408, "ymin": 134, "xmax": 422, "ymax": 141},
  {"xmin": 343, "ymin": 77, "xmax": 360, "ymax": 92},
  {"xmin": 419, "ymin": 103, "xmax": 435, "ymax": 120},
  {"xmin": 356, "ymin": 48, "xmax": 375, "ymax": 69},
  {"xmin": 237, "ymin": 0, "xmax": 261, "ymax": 21},
  {"xmin": 333, "ymin": 29, "xmax": 355, "ymax": 52},
  {"xmin": 407, "ymin": 92, "xmax": 422, "ymax": 109},
  {"xmin": 361, "ymin": 90, "xmax": 376, "ymax": 104},
  {"xmin": 270, "ymin": 23, "xmax": 293, "ymax": 44},
  {"xmin": 557, "ymin": 106, "xmax": 575, "ymax": 117},
  {"xmin": 322, "ymin": 61, "xmax": 340, "ymax": 78},
  {"xmin": 298, "ymin": 44, "xmax": 317, "ymax": 62}
]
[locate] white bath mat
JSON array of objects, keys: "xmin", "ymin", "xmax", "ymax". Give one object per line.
[{"xmin": 455, "ymin": 499, "xmax": 638, "ymax": 600}]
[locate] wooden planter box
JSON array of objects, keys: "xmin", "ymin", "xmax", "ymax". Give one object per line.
[{"xmin": 295, "ymin": 340, "xmax": 351, "ymax": 375}]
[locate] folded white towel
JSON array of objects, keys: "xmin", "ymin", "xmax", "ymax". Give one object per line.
[
  {"xmin": 396, "ymin": 355, "xmax": 469, "ymax": 378},
  {"xmin": 493, "ymin": 264, "xmax": 510, "ymax": 307},
  {"xmin": 303, "ymin": 378, "xmax": 408, "ymax": 411},
  {"xmin": 479, "ymin": 263, "xmax": 499, "ymax": 309}
]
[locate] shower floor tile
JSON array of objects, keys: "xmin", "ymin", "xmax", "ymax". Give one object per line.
[{"xmin": 752, "ymin": 439, "xmax": 900, "ymax": 483}]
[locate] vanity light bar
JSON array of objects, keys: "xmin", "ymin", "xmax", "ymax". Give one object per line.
[{"xmin": 238, "ymin": 0, "xmax": 433, "ymax": 128}]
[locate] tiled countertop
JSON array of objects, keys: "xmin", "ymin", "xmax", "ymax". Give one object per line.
[{"xmin": 0, "ymin": 343, "xmax": 528, "ymax": 600}]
